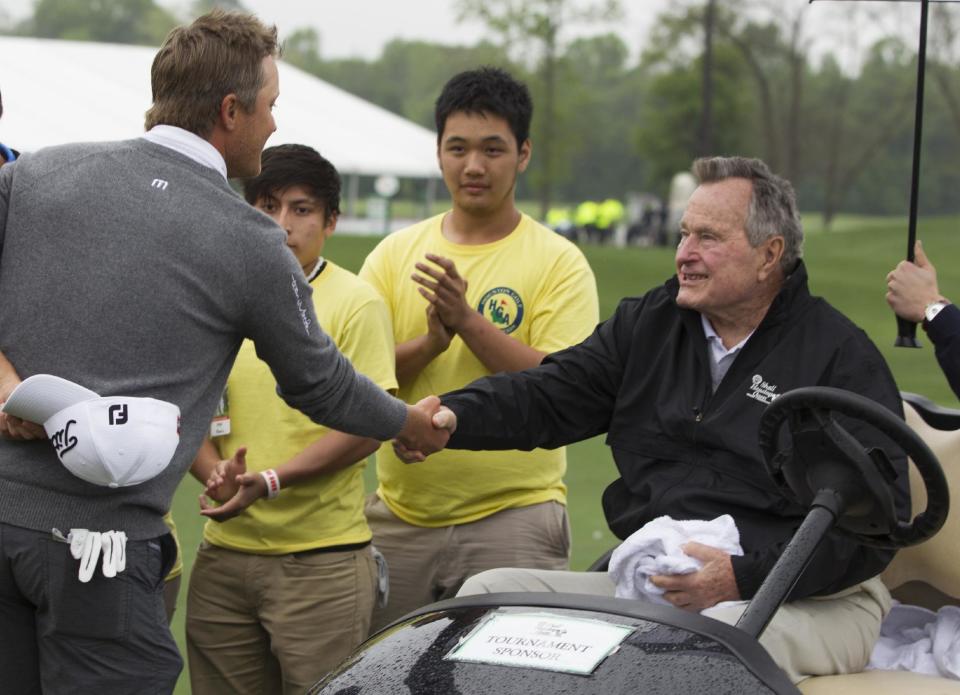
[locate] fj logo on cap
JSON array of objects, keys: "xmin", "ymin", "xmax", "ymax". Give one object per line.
[{"xmin": 108, "ymin": 404, "xmax": 128, "ymax": 425}]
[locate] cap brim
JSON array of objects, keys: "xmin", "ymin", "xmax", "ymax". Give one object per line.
[{"xmin": 2, "ymin": 374, "xmax": 100, "ymax": 423}]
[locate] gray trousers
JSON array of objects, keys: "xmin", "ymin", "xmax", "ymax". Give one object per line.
[
  {"xmin": 0, "ymin": 522, "xmax": 182, "ymax": 694},
  {"xmin": 457, "ymin": 568, "xmax": 890, "ymax": 684}
]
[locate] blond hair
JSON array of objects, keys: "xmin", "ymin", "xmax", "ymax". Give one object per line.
[{"xmin": 144, "ymin": 10, "xmax": 278, "ymax": 137}]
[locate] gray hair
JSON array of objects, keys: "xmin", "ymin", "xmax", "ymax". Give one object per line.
[{"xmin": 691, "ymin": 156, "xmax": 803, "ymax": 273}]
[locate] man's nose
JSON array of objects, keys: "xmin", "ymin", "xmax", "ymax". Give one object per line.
[
  {"xmin": 276, "ymin": 208, "xmax": 292, "ymax": 232},
  {"xmin": 464, "ymin": 151, "xmax": 484, "ymax": 174}
]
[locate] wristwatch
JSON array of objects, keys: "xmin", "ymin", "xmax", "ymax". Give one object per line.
[{"xmin": 924, "ymin": 300, "xmax": 949, "ymax": 324}]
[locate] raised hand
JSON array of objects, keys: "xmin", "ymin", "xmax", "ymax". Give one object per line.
[
  {"xmin": 649, "ymin": 542, "xmax": 740, "ymax": 613},
  {"xmin": 886, "ymin": 240, "xmax": 944, "ymax": 323},
  {"xmin": 412, "ymin": 254, "xmax": 472, "ymax": 330},
  {"xmin": 425, "ymin": 304, "xmax": 454, "ymax": 354}
]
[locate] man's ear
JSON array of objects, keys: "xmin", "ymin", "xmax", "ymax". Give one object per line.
[
  {"xmin": 518, "ymin": 139, "xmax": 532, "ymax": 173},
  {"xmin": 324, "ymin": 212, "xmax": 339, "ymax": 238},
  {"xmin": 219, "ymin": 93, "xmax": 240, "ymax": 132},
  {"xmin": 759, "ymin": 236, "xmax": 785, "ymax": 280}
]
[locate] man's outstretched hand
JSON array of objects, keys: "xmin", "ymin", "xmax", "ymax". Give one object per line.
[{"xmin": 393, "ymin": 396, "xmax": 456, "ymax": 463}]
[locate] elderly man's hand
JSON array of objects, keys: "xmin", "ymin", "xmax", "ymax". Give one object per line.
[
  {"xmin": 649, "ymin": 542, "xmax": 741, "ymax": 613},
  {"xmin": 886, "ymin": 240, "xmax": 944, "ymax": 323},
  {"xmin": 393, "ymin": 396, "xmax": 456, "ymax": 463}
]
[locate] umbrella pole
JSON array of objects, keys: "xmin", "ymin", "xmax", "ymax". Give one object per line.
[{"xmin": 895, "ymin": 0, "xmax": 930, "ymax": 348}]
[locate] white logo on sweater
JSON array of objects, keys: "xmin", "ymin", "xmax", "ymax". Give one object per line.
[
  {"xmin": 291, "ymin": 275, "xmax": 312, "ymax": 335},
  {"xmin": 151, "ymin": 178, "xmax": 169, "ymax": 190},
  {"xmin": 746, "ymin": 374, "xmax": 779, "ymax": 404}
]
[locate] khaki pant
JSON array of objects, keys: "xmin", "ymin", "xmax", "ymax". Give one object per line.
[
  {"xmin": 366, "ymin": 495, "xmax": 571, "ymax": 633},
  {"xmin": 186, "ymin": 542, "xmax": 376, "ymax": 695},
  {"xmin": 457, "ymin": 567, "xmax": 890, "ymax": 684}
]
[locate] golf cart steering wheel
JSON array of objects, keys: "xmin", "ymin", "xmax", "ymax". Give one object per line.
[{"xmin": 758, "ymin": 386, "xmax": 949, "ymax": 548}]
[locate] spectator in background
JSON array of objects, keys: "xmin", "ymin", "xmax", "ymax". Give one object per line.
[
  {"xmin": 887, "ymin": 240, "xmax": 960, "ymax": 399},
  {"xmin": 360, "ymin": 66, "xmax": 599, "ymax": 632},
  {"xmin": 186, "ymin": 144, "xmax": 397, "ymax": 693}
]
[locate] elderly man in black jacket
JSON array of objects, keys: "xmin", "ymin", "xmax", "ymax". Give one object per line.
[{"xmin": 411, "ymin": 156, "xmax": 909, "ymax": 684}]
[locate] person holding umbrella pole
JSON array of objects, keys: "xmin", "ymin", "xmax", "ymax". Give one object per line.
[{"xmin": 887, "ymin": 241, "xmax": 960, "ymax": 399}]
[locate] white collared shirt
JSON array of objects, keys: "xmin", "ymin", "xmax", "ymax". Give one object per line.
[
  {"xmin": 141, "ymin": 125, "xmax": 227, "ymax": 180},
  {"xmin": 701, "ymin": 314, "xmax": 754, "ymax": 392}
]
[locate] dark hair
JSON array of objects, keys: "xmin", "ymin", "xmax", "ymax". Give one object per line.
[
  {"xmin": 0, "ymin": 87, "xmax": 4, "ymax": 120},
  {"xmin": 434, "ymin": 66, "xmax": 533, "ymax": 148},
  {"xmin": 692, "ymin": 156, "xmax": 803, "ymax": 273},
  {"xmin": 243, "ymin": 144, "xmax": 341, "ymax": 219},
  {"xmin": 145, "ymin": 10, "xmax": 278, "ymax": 136}
]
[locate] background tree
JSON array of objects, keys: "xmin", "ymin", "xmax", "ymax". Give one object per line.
[
  {"xmin": 455, "ymin": 0, "xmax": 622, "ymax": 218},
  {"xmin": 20, "ymin": 0, "xmax": 177, "ymax": 45}
]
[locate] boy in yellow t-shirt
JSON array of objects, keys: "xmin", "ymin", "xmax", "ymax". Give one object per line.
[
  {"xmin": 360, "ymin": 67, "xmax": 599, "ymax": 631},
  {"xmin": 185, "ymin": 145, "xmax": 397, "ymax": 694}
]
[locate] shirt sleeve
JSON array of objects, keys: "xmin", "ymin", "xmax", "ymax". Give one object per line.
[
  {"xmin": 527, "ymin": 245, "xmax": 600, "ymax": 354},
  {"xmin": 238, "ymin": 228, "xmax": 407, "ymax": 441},
  {"xmin": 926, "ymin": 303, "xmax": 960, "ymax": 401},
  {"xmin": 443, "ymin": 298, "xmax": 632, "ymax": 451},
  {"xmin": 337, "ymin": 291, "xmax": 398, "ymax": 395},
  {"xmin": 731, "ymin": 331, "xmax": 910, "ymax": 600}
]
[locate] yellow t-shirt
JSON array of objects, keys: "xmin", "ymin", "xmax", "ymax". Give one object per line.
[
  {"xmin": 360, "ymin": 213, "xmax": 599, "ymax": 526},
  {"xmin": 204, "ymin": 261, "xmax": 398, "ymax": 553}
]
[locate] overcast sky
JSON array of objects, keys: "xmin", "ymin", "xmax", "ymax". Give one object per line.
[{"xmin": 0, "ymin": 0, "xmax": 933, "ymax": 67}]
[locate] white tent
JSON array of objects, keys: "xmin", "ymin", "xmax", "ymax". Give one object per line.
[{"xmin": 0, "ymin": 35, "xmax": 441, "ymax": 180}]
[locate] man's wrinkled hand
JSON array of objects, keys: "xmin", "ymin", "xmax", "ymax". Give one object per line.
[
  {"xmin": 394, "ymin": 396, "xmax": 456, "ymax": 463},
  {"xmin": 649, "ymin": 542, "xmax": 740, "ymax": 613},
  {"xmin": 886, "ymin": 240, "xmax": 943, "ymax": 323}
]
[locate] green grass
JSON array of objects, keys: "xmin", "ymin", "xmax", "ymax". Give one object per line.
[{"xmin": 169, "ymin": 214, "xmax": 959, "ymax": 692}]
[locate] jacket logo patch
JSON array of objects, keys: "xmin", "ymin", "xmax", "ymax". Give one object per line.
[
  {"xmin": 477, "ymin": 287, "xmax": 524, "ymax": 334},
  {"xmin": 746, "ymin": 374, "xmax": 780, "ymax": 404}
]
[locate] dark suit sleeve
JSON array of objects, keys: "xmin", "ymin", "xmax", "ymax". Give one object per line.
[
  {"xmin": 442, "ymin": 298, "xmax": 636, "ymax": 451},
  {"xmin": 926, "ymin": 304, "xmax": 960, "ymax": 401},
  {"xmin": 732, "ymin": 331, "xmax": 910, "ymax": 599}
]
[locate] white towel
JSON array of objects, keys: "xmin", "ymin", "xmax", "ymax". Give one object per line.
[
  {"xmin": 608, "ymin": 514, "xmax": 744, "ymax": 605},
  {"xmin": 867, "ymin": 603, "xmax": 960, "ymax": 679}
]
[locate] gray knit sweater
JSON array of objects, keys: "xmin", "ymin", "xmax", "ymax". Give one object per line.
[{"xmin": 0, "ymin": 139, "xmax": 408, "ymax": 539}]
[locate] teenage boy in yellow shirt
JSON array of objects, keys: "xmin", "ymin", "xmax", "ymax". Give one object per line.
[
  {"xmin": 360, "ymin": 67, "xmax": 599, "ymax": 631},
  {"xmin": 186, "ymin": 145, "xmax": 396, "ymax": 694}
]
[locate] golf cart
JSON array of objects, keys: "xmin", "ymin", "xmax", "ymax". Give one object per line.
[{"xmin": 308, "ymin": 387, "xmax": 959, "ymax": 694}]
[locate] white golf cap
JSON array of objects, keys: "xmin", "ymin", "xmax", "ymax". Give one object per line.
[
  {"xmin": 2, "ymin": 375, "xmax": 180, "ymax": 488},
  {"xmin": 2, "ymin": 374, "xmax": 99, "ymax": 423}
]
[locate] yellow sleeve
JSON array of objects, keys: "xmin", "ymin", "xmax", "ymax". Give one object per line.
[
  {"xmin": 358, "ymin": 239, "xmax": 395, "ymax": 317},
  {"xmin": 336, "ymin": 292, "xmax": 398, "ymax": 395},
  {"xmin": 528, "ymin": 246, "xmax": 600, "ymax": 354}
]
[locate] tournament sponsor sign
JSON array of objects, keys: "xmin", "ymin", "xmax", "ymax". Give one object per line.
[{"xmin": 445, "ymin": 611, "xmax": 634, "ymax": 675}]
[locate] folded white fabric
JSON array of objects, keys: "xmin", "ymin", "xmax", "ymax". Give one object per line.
[
  {"xmin": 867, "ymin": 602, "xmax": 960, "ymax": 679},
  {"xmin": 608, "ymin": 514, "xmax": 744, "ymax": 605},
  {"xmin": 67, "ymin": 528, "xmax": 127, "ymax": 583}
]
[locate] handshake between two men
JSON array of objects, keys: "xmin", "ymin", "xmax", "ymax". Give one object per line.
[{"xmin": 394, "ymin": 396, "xmax": 458, "ymax": 463}]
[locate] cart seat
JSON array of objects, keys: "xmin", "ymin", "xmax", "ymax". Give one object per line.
[{"xmin": 799, "ymin": 396, "xmax": 960, "ymax": 694}]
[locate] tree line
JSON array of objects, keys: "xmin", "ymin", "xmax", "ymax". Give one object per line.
[{"xmin": 6, "ymin": 0, "xmax": 960, "ymax": 224}]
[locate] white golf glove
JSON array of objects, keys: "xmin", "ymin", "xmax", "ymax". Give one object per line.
[{"xmin": 67, "ymin": 528, "xmax": 127, "ymax": 583}]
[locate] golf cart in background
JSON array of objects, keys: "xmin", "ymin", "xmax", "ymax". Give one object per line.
[{"xmin": 309, "ymin": 387, "xmax": 959, "ymax": 695}]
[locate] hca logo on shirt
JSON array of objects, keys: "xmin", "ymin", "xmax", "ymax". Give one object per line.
[{"xmin": 478, "ymin": 287, "xmax": 524, "ymax": 334}]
